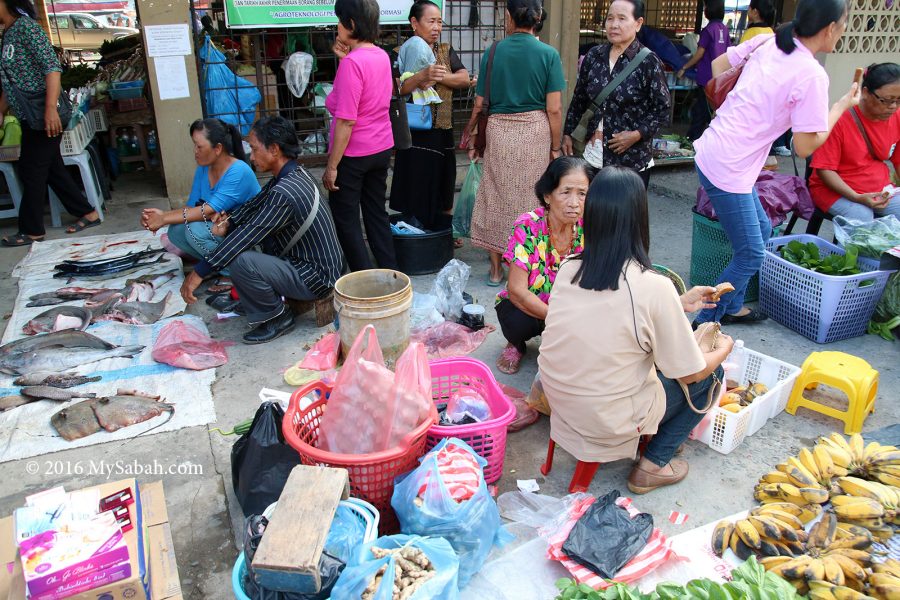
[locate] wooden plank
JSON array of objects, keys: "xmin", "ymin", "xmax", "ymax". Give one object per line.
[{"xmin": 251, "ymin": 466, "xmax": 349, "ymax": 594}]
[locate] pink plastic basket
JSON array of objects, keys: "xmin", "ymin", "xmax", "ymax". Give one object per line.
[{"xmin": 426, "ymin": 357, "xmax": 515, "ymax": 484}]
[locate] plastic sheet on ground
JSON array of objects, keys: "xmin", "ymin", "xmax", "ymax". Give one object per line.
[
  {"xmin": 695, "ymin": 171, "xmax": 815, "ymax": 227},
  {"xmin": 410, "ymin": 321, "xmax": 495, "ymax": 360}
]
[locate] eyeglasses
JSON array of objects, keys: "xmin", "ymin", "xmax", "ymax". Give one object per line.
[{"xmin": 870, "ymin": 89, "xmax": 900, "ymax": 108}]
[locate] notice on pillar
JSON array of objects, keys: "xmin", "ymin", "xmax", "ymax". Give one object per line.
[
  {"xmin": 154, "ymin": 56, "xmax": 190, "ymax": 100},
  {"xmin": 145, "ymin": 24, "xmax": 192, "ymax": 57}
]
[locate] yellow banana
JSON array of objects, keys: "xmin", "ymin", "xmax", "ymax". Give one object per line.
[
  {"xmin": 756, "ymin": 502, "xmax": 803, "ymax": 516},
  {"xmin": 808, "ymin": 511, "xmax": 837, "ymax": 549},
  {"xmin": 755, "ymin": 508, "xmax": 804, "ymax": 529},
  {"xmin": 748, "ymin": 515, "xmax": 782, "ymax": 539},
  {"xmin": 833, "ymin": 498, "xmax": 885, "ymax": 520},
  {"xmin": 824, "ymin": 548, "xmax": 873, "ymax": 567},
  {"xmin": 814, "ymin": 444, "xmax": 836, "ymax": 480},
  {"xmin": 873, "ymin": 559, "xmax": 900, "ymax": 577},
  {"xmin": 831, "ymin": 584, "xmax": 876, "ymax": 599},
  {"xmin": 800, "ymin": 487, "xmax": 830, "ymax": 504},
  {"xmin": 759, "ymin": 470, "xmax": 793, "ymax": 485},
  {"xmin": 760, "ymin": 555, "xmax": 793, "ymax": 570},
  {"xmin": 837, "ymin": 476, "xmax": 892, "ymax": 505},
  {"xmin": 828, "ymin": 433, "xmax": 854, "ymax": 455},
  {"xmin": 821, "ymin": 556, "xmax": 845, "ymax": 586},
  {"xmin": 863, "ymin": 441, "xmax": 885, "ymax": 461},
  {"xmin": 710, "ymin": 520, "xmax": 733, "ymax": 557},
  {"xmin": 818, "ymin": 441, "xmax": 853, "ymax": 470},
  {"xmin": 835, "ymin": 522, "xmax": 873, "ymax": 541},
  {"xmin": 871, "ymin": 583, "xmax": 900, "ymax": 600},
  {"xmin": 866, "ymin": 572, "xmax": 900, "ymax": 587},
  {"xmin": 827, "ymin": 553, "xmax": 867, "ymax": 582},
  {"xmin": 807, "ymin": 580, "xmax": 837, "ymax": 600},
  {"xmin": 772, "ymin": 555, "xmax": 813, "ymax": 580},
  {"xmin": 800, "ymin": 448, "xmax": 822, "ymax": 480},
  {"xmin": 729, "ymin": 529, "xmax": 753, "ymax": 561},
  {"xmin": 788, "ymin": 457, "xmax": 820, "ymax": 487},
  {"xmin": 722, "ymin": 403, "xmax": 742, "ymax": 413},
  {"xmin": 826, "ymin": 535, "xmax": 873, "ymax": 551},
  {"xmin": 848, "ymin": 433, "xmax": 865, "ymax": 462},
  {"xmin": 735, "ymin": 518, "xmax": 762, "ymax": 550},
  {"xmin": 873, "ymin": 471, "xmax": 900, "ymax": 488},
  {"xmin": 805, "ymin": 558, "xmax": 827, "ymax": 582},
  {"xmin": 869, "ymin": 449, "xmax": 900, "ymax": 466},
  {"xmin": 831, "ymin": 494, "xmax": 876, "ymax": 507},
  {"xmin": 758, "ymin": 538, "xmax": 781, "ymax": 557},
  {"xmin": 798, "ymin": 503, "xmax": 824, "ymax": 524}
]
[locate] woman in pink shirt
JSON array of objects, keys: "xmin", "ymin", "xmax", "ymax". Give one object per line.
[
  {"xmin": 324, "ymin": 0, "xmax": 398, "ymax": 272},
  {"xmin": 692, "ymin": 0, "xmax": 859, "ymax": 327}
]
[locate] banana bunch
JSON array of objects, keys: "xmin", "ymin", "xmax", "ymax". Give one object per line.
[
  {"xmin": 711, "ymin": 503, "xmax": 810, "ymax": 559},
  {"xmin": 760, "ymin": 512, "xmax": 874, "ymax": 596},
  {"xmin": 807, "ymin": 579, "xmax": 877, "ymax": 600},
  {"xmin": 869, "ymin": 559, "xmax": 900, "ymax": 600},
  {"xmin": 719, "ymin": 382, "xmax": 769, "ymax": 413},
  {"xmin": 817, "ymin": 433, "xmax": 900, "ymax": 486},
  {"xmin": 829, "ymin": 477, "xmax": 900, "ymax": 537},
  {"xmin": 756, "ymin": 446, "xmax": 836, "ymax": 504}
]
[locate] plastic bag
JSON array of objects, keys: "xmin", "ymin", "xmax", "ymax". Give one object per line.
[
  {"xmin": 870, "ymin": 272, "xmax": 900, "ymax": 340},
  {"xmin": 446, "ymin": 390, "xmax": 491, "ymax": 423},
  {"xmin": 152, "ymin": 320, "xmax": 231, "ymax": 370},
  {"xmin": 330, "ymin": 535, "xmax": 459, "ymax": 600},
  {"xmin": 497, "ymin": 491, "xmax": 567, "ymax": 529},
  {"xmin": 199, "ymin": 36, "xmax": 261, "ymax": 136},
  {"xmin": 499, "ymin": 383, "xmax": 539, "ymax": 432},
  {"xmin": 231, "ymin": 402, "xmax": 302, "ymax": 517},
  {"xmin": 453, "ymin": 162, "xmax": 481, "ymax": 239},
  {"xmin": 431, "ymin": 259, "xmax": 471, "ymax": 320},
  {"xmin": 386, "ymin": 342, "xmax": 435, "ymax": 448},
  {"xmin": 834, "ymin": 215, "xmax": 900, "ymax": 258},
  {"xmin": 392, "ymin": 439, "xmax": 511, "ymax": 587},
  {"xmin": 410, "ymin": 293, "xmax": 444, "ymax": 332},
  {"xmin": 318, "ymin": 325, "xmax": 397, "ymax": 455},
  {"xmin": 526, "ymin": 372, "xmax": 550, "ymax": 416},
  {"xmin": 285, "ymin": 52, "xmax": 314, "ymax": 98},
  {"xmin": 410, "ymin": 321, "xmax": 494, "ymax": 360},
  {"xmin": 560, "ymin": 489, "xmax": 653, "ymax": 579},
  {"xmin": 323, "ymin": 503, "xmax": 369, "ymax": 564},
  {"xmin": 299, "ymin": 332, "xmax": 341, "ymax": 370},
  {"xmin": 243, "ymin": 514, "xmax": 344, "ymax": 600}
]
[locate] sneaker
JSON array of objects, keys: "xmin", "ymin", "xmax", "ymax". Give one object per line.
[
  {"xmin": 243, "ymin": 307, "xmax": 295, "ymax": 344},
  {"xmin": 772, "ymin": 146, "xmax": 791, "ymax": 157}
]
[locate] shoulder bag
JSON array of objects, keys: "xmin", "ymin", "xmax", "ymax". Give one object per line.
[
  {"xmin": 279, "ymin": 182, "xmax": 321, "ymax": 257},
  {"xmin": 679, "ymin": 321, "xmax": 723, "ymax": 414},
  {"xmin": 570, "ymin": 46, "xmax": 651, "ymax": 156},
  {"xmin": 407, "ymin": 102, "xmax": 433, "ymax": 130},
  {"xmin": 473, "ymin": 42, "xmax": 498, "ymax": 158},
  {"xmin": 849, "ymin": 108, "xmax": 884, "ymax": 162},
  {"xmin": 390, "ymin": 77, "xmax": 412, "ymax": 151},
  {"xmin": 704, "ymin": 40, "xmax": 766, "ymax": 111},
  {"xmin": 0, "ymin": 41, "xmax": 72, "ymax": 131}
]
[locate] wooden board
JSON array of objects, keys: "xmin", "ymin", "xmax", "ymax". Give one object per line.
[{"xmin": 251, "ymin": 466, "xmax": 350, "ymax": 594}]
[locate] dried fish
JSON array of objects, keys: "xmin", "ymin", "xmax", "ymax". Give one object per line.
[{"xmin": 13, "ymin": 372, "xmax": 101, "ymax": 388}]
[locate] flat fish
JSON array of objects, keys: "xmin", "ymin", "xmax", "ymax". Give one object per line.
[
  {"xmin": 0, "ymin": 330, "xmax": 115, "ymax": 357},
  {"xmin": 12, "ymin": 372, "xmax": 101, "ymax": 388},
  {"xmin": 50, "ymin": 399, "xmax": 102, "ymax": 441},
  {"xmin": 97, "ymin": 293, "xmax": 171, "ymax": 325},
  {"xmin": 91, "ymin": 395, "xmax": 175, "ymax": 432},
  {"xmin": 0, "ymin": 395, "xmax": 32, "ymax": 412},
  {"xmin": 22, "ymin": 306, "xmax": 92, "ymax": 335},
  {"xmin": 21, "ymin": 386, "xmax": 97, "ymax": 401},
  {"xmin": 0, "ymin": 344, "xmax": 145, "ymax": 375}
]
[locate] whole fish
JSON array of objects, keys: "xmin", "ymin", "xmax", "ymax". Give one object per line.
[
  {"xmin": 23, "ymin": 306, "xmax": 92, "ymax": 335},
  {"xmin": 0, "ymin": 344, "xmax": 145, "ymax": 375},
  {"xmin": 127, "ymin": 269, "xmax": 178, "ymax": 289},
  {"xmin": 54, "ymin": 255, "xmax": 167, "ymax": 279},
  {"xmin": 54, "ymin": 287, "xmax": 117, "ymax": 299},
  {"xmin": 55, "ymin": 250, "xmax": 165, "ymax": 274},
  {"xmin": 122, "ymin": 282, "xmax": 154, "ymax": 303},
  {"xmin": 84, "ymin": 290, "xmax": 124, "ymax": 310},
  {"xmin": 0, "ymin": 330, "xmax": 115, "ymax": 357},
  {"xmin": 96, "ymin": 293, "xmax": 171, "ymax": 325},
  {"xmin": 25, "ymin": 297, "xmax": 67, "ymax": 308},
  {"xmin": 51, "ymin": 399, "xmax": 102, "ymax": 441},
  {"xmin": 21, "ymin": 386, "xmax": 97, "ymax": 401},
  {"xmin": 0, "ymin": 395, "xmax": 32, "ymax": 412},
  {"xmin": 58, "ymin": 247, "xmax": 164, "ymax": 269},
  {"xmin": 13, "ymin": 373, "xmax": 101, "ymax": 388},
  {"xmin": 91, "ymin": 395, "xmax": 174, "ymax": 432}
]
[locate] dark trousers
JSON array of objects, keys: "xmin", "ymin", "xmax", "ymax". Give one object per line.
[
  {"xmin": 687, "ymin": 90, "xmax": 713, "ymax": 141},
  {"xmin": 643, "ymin": 367, "xmax": 723, "ymax": 467},
  {"xmin": 637, "ymin": 168, "xmax": 651, "ymax": 190},
  {"xmin": 495, "ymin": 298, "xmax": 544, "ymax": 352},
  {"xmin": 18, "ymin": 126, "xmax": 93, "ymax": 236},
  {"xmin": 229, "ymin": 251, "xmax": 317, "ymax": 325},
  {"xmin": 329, "ymin": 149, "xmax": 398, "ymax": 272}
]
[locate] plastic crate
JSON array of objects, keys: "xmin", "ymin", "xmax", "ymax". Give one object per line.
[
  {"xmin": 690, "ymin": 209, "xmax": 761, "ymax": 302},
  {"xmin": 426, "ymin": 357, "xmax": 516, "ymax": 484},
  {"xmin": 89, "ymin": 107, "xmax": 108, "ymax": 132},
  {"xmin": 60, "ymin": 118, "xmax": 94, "ymax": 156},
  {"xmin": 109, "ymin": 80, "xmax": 145, "ymax": 100},
  {"xmin": 692, "ymin": 347, "xmax": 801, "ymax": 454},
  {"xmin": 760, "ymin": 235, "xmax": 893, "ymax": 344},
  {"xmin": 112, "ymin": 79, "xmax": 145, "ymax": 89},
  {"xmin": 0, "ymin": 145, "xmax": 20, "ymax": 162}
]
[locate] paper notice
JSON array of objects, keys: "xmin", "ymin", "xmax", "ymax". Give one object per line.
[
  {"xmin": 155, "ymin": 56, "xmax": 190, "ymax": 100},
  {"xmin": 145, "ymin": 24, "xmax": 192, "ymax": 57}
]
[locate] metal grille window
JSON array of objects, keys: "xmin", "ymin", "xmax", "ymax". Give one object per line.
[{"xmin": 580, "ymin": 1, "xmax": 699, "ymax": 33}]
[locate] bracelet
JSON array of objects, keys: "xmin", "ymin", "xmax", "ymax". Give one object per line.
[{"xmin": 551, "ymin": 147, "xmax": 561, "ymax": 152}]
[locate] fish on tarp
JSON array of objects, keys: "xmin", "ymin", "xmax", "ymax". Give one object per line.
[
  {"xmin": 22, "ymin": 306, "xmax": 92, "ymax": 335},
  {"xmin": 92, "ymin": 395, "xmax": 174, "ymax": 433},
  {"xmin": 0, "ymin": 395, "xmax": 32, "ymax": 412},
  {"xmin": 0, "ymin": 344, "xmax": 144, "ymax": 375},
  {"xmin": 96, "ymin": 292, "xmax": 171, "ymax": 325},
  {"xmin": 54, "ymin": 255, "xmax": 168, "ymax": 279},
  {"xmin": 25, "ymin": 297, "xmax": 67, "ymax": 308},
  {"xmin": 122, "ymin": 282, "xmax": 154, "ymax": 303},
  {"xmin": 127, "ymin": 269, "xmax": 178, "ymax": 290},
  {"xmin": 20, "ymin": 386, "xmax": 97, "ymax": 401},
  {"xmin": 50, "ymin": 399, "xmax": 102, "ymax": 441},
  {"xmin": 0, "ymin": 330, "xmax": 115, "ymax": 357},
  {"xmin": 12, "ymin": 372, "xmax": 101, "ymax": 388},
  {"xmin": 84, "ymin": 290, "xmax": 124, "ymax": 310},
  {"xmin": 57, "ymin": 246, "xmax": 164, "ymax": 269},
  {"xmin": 29, "ymin": 287, "xmax": 115, "ymax": 302},
  {"xmin": 54, "ymin": 248, "xmax": 165, "ymax": 274}
]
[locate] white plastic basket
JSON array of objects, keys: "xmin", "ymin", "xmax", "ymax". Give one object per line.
[
  {"xmin": 692, "ymin": 347, "xmax": 801, "ymax": 454},
  {"xmin": 89, "ymin": 107, "xmax": 108, "ymax": 132},
  {"xmin": 61, "ymin": 117, "xmax": 94, "ymax": 156}
]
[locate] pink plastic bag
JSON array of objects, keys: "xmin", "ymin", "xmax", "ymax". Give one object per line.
[
  {"xmin": 410, "ymin": 322, "xmax": 495, "ymax": 360},
  {"xmin": 151, "ymin": 320, "xmax": 231, "ymax": 370},
  {"xmin": 299, "ymin": 332, "xmax": 341, "ymax": 370},
  {"xmin": 386, "ymin": 342, "xmax": 434, "ymax": 448},
  {"xmin": 318, "ymin": 325, "xmax": 397, "ymax": 455}
]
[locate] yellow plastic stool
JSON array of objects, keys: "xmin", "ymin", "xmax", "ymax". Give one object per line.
[{"xmin": 787, "ymin": 352, "xmax": 878, "ymax": 435}]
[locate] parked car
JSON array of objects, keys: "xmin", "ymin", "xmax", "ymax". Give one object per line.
[{"xmin": 48, "ymin": 13, "xmax": 137, "ymax": 51}]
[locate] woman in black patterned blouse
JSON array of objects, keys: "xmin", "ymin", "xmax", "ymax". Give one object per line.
[{"xmin": 561, "ymin": 0, "xmax": 670, "ymax": 189}]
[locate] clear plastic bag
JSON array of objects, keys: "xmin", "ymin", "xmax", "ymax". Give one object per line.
[
  {"xmin": 497, "ymin": 491, "xmax": 567, "ymax": 530},
  {"xmin": 453, "ymin": 162, "xmax": 481, "ymax": 239},
  {"xmin": 410, "ymin": 293, "xmax": 444, "ymax": 332},
  {"xmin": 152, "ymin": 320, "xmax": 231, "ymax": 370},
  {"xmin": 834, "ymin": 215, "xmax": 900, "ymax": 258},
  {"xmin": 330, "ymin": 535, "xmax": 459, "ymax": 600},
  {"xmin": 430, "ymin": 259, "xmax": 471, "ymax": 320},
  {"xmin": 285, "ymin": 52, "xmax": 313, "ymax": 98},
  {"xmin": 299, "ymin": 332, "xmax": 341, "ymax": 370},
  {"xmin": 391, "ymin": 439, "xmax": 512, "ymax": 587},
  {"xmin": 446, "ymin": 390, "xmax": 491, "ymax": 423}
]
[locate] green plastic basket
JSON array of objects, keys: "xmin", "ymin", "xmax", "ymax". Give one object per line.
[{"xmin": 689, "ymin": 210, "xmax": 761, "ymax": 302}]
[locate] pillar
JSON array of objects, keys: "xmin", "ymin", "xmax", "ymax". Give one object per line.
[{"xmin": 540, "ymin": 0, "xmax": 581, "ymax": 107}]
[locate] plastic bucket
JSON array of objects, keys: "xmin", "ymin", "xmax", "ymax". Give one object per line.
[{"xmin": 333, "ymin": 269, "xmax": 413, "ymax": 365}]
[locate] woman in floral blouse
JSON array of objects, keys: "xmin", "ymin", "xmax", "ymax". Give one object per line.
[
  {"xmin": 561, "ymin": 0, "xmax": 670, "ymax": 189},
  {"xmin": 495, "ymin": 157, "xmax": 593, "ymax": 374}
]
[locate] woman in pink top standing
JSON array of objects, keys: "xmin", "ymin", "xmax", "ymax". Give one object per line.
[
  {"xmin": 324, "ymin": 0, "xmax": 398, "ymax": 272},
  {"xmin": 692, "ymin": 0, "xmax": 859, "ymax": 327}
]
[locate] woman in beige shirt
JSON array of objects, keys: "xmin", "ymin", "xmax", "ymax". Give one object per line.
[{"xmin": 539, "ymin": 166, "xmax": 734, "ymax": 494}]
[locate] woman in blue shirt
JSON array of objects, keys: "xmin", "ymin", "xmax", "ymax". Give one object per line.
[{"xmin": 140, "ymin": 118, "xmax": 260, "ymax": 270}]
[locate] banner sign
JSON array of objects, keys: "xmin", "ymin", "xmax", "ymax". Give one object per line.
[{"xmin": 224, "ymin": 0, "xmax": 442, "ymax": 28}]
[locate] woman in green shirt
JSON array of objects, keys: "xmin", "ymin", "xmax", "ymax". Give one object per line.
[
  {"xmin": 0, "ymin": 0, "xmax": 100, "ymax": 247},
  {"xmin": 465, "ymin": 0, "xmax": 566, "ymax": 286}
]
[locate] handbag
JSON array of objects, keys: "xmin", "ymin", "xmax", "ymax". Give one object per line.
[
  {"xmin": 704, "ymin": 40, "xmax": 766, "ymax": 110},
  {"xmin": 390, "ymin": 78, "xmax": 412, "ymax": 151},
  {"xmin": 473, "ymin": 42, "xmax": 498, "ymax": 157},
  {"xmin": 678, "ymin": 321, "xmax": 723, "ymax": 414},
  {"xmin": 571, "ymin": 46, "xmax": 651, "ymax": 156},
  {"xmin": 406, "ymin": 102, "xmax": 433, "ymax": 130},
  {"xmin": 849, "ymin": 108, "xmax": 884, "ymax": 162},
  {"xmin": 0, "ymin": 42, "xmax": 72, "ymax": 131}
]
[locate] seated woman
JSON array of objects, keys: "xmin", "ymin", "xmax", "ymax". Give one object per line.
[
  {"xmin": 809, "ymin": 63, "xmax": 900, "ymax": 221},
  {"xmin": 495, "ymin": 157, "xmax": 593, "ymax": 375},
  {"xmin": 141, "ymin": 118, "xmax": 260, "ymax": 268},
  {"xmin": 538, "ymin": 166, "xmax": 733, "ymax": 494}
]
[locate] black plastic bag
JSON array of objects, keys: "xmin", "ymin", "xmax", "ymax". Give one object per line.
[
  {"xmin": 242, "ymin": 514, "xmax": 344, "ymax": 600},
  {"xmin": 561, "ymin": 489, "xmax": 653, "ymax": 579},
  {"xmin": 231, "ymin": 402, "xmax": 301, "ymax": 517}
]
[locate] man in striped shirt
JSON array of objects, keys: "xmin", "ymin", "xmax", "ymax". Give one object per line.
[{"xmin": 180, "ymin": 116, "xmax": 344, "ymax": 344}]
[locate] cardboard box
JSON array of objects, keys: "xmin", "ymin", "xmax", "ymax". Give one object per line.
[{"xmin": 0, "ymin": 480, "xmax": 182, "ymax": 600}]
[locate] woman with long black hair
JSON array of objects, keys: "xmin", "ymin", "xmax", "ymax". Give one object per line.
[{"xmin": 0, "ymin": 0, "xmax": 100, "ymax": 246}]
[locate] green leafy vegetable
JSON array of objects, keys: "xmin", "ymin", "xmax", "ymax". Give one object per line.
[
  {"xmin": 869, "ymin": 272, "xmax": 900, "ymax": 341},
  {"xmin": 780, "ymin": 241, "xmax": 863, "ymax": 276},
  {"xmin": 835, "ymin": 217, "xmax": 900, "ymax": 258}
]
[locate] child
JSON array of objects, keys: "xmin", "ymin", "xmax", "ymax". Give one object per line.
[
  {"xmin": 397, "ymin": 35, "xmax": 442, "ymax": 105},
  {"xmin": 679, "ymin": 0, "xmax": 730, "ymax": 140}
]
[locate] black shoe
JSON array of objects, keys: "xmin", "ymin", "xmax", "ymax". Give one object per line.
[
  {"xmin": 720, "ymin": 308, "xmax": 768, "ymax": 325},
  {"xmin": 243, "ymin": 308, "xmax": 295, "ymax": 344},
  {"xmin": 206, "ymin": 292, "xmax": 244, "ymax": 314}
]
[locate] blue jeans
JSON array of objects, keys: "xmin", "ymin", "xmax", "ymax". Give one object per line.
[
  {"xmin": 828, "ymin": 196, "xmax": 900, "ymax": 221},
  {"xmin": 695, "ymin": 167, "xmax": 771, "ymax": 323},
  {"xmin": 167, "ymin": 222, "xmax": 228, "ymax": 275},
  {"xmin": 644, "ymin": 367, "xmax": 723, "ymax": 467}
]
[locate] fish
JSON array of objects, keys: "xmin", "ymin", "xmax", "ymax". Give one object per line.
[
  {"xmin": 12, "ymin": 373, "xmax": 101, "ymax": 388},
  {"xmin": 0, "ymin": 344, "xmax": 145, "ymax": 375},
  {"xmin": 84, "ymin": 290, "xmax": 124, "ymax": 310},
  {"xmin": 54, "ymin": 287, "xmax": 117, "ymax": 299},
  {"xmin": 0, "ymin": 330, "xmax": 115, "ymax": 357},
  {"xmin": 25, "ymin": 297, "xmax": 67, "ymax": 308},
  {"xmin": 20, "ymin": 386, "xmax": 97, "ymax": 401},
  {"xmin": 50, "ymin": 399, "xmax": 102, "ymax": 441},
  {"xmin": 96, "ymin": 293, "xmax": 171, "ymax": 325},
  {"xmin": 57, "ymin": 247, "xmax": 164, "ymax": 269},
  {"xmin": 91, "ymin": 395, "xmax": 174, "ymax": 432},
  {"xmin": 22, "ymin": 306, "xmax": 92, "ymax": 335},
  {"xmin": 0, "ymin": 395, "xmax": 32, "ymax": 412},
  {"xmin": 127, "ymin": 269, "xmax": 178, "ymax": 289},
  {"xmin": 54, "ymin": 255, "xmax": 168, "ymax": 279}
]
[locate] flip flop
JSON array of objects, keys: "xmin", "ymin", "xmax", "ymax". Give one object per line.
[
  {"xmin": 486, "ymin": 273, "xmax": 504, "ymax": 287},
  {"xmin": 207, "ymin": 278, "xmax": 233, "ymax": 294},
  {"xmin": 1, "ymin": 233, "xmax": 43, "ymax": 247},
  {"xmin": 66, "ymin": 217, "xmax": 101, "ymax": 234}
]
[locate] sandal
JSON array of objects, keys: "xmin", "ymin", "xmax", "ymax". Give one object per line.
[
  {"xmin": 486, "ymin": 271, "xmax": 504, "ymax": 287},
  {"xmin": 496, "ymin": 344, "xmax": 524, "ymax": 375},
  {"xmin": 207, "ymin": 278, "xmax": 233, "ymax": 294},
  {"xmin": 721, "ymin": 308, "xmax": 768, "ymax": 325},
  {"xmin": 1, "ymin": 233, "xmax": 43, "ymax": 247},
  {"xmin": 453, "ymin": 238, "xmax": 464, "ymax": 249},
  {"xmin": 66, "ymin": 217, "xmax": 101, "ymax": 234}
]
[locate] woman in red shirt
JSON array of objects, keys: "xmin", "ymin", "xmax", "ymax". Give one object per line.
[{"xmin": 809, "ymin": 63, "xmax": 900, "ymax": 221}]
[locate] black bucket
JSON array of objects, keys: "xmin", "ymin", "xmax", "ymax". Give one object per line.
[{"xmin": 390, "ymin": 215, "xmax": 454, "ymax": 276}]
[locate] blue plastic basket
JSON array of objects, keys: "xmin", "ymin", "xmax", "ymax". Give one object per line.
[
  {"xmin": 108, "ymin": 81, "xmax": 145, "ymax": 100},
  {"xmin": 111, "ymin": 79, "xmax": 145, "ymax": 89},
  {"xmin": 760, "ymin": 235, "xmax": 894, "ymax": 344}
]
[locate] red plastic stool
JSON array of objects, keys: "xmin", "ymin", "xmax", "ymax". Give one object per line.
[{"xmin": 540, "ymin": 436, "xmax": 653, "ymax": 493}]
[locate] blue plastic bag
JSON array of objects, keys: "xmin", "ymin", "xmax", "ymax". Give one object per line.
[
  {"xmin": 323, "ymin": 503, "xmax": 368, "ymax": 564},
  {"xmin": 198, "ymin": 36, "xmax": 261, "ymax": 136},
  {"xmin": 330, "ymin": 535, "xmax": 459, "ymax": 600},
  {"xmin": 391, "ymin": 439, "xmax": 511, "ymax": 587}
]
